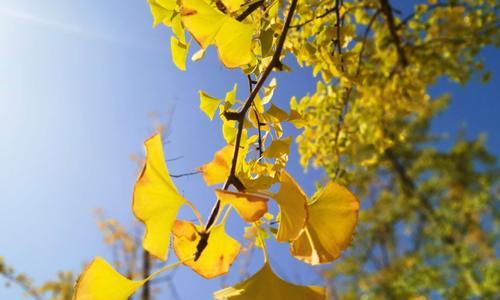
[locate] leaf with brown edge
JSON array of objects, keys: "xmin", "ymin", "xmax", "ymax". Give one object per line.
[
  {"xmin": 272, "ymin": 171, "xmax": 308, "ymax": 242},
  {"xmin": 213, "ymin": 262, "xmax": 326, "ymax": 300},
  {"xmin": 216, "ymin": 189, "xmax": 268, "ymax": 222},
  {"xmin": 73, "ymin": 257, "xmax": 144, "ymax": 300},
  {"xmin": 133, "ymin": 133, "xmax": 187, "ymax": 261},
  {"xmin": 171, "ymin": 220, "xmax": 241, "ymax": 279},
  {"xmin": 291, "ymin": 182, "xmax": 359, "ymax": 265}
]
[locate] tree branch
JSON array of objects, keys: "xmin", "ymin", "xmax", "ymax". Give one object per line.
[
  {"xmin": 236, "ymin": 0, "xmax": 265, "ymax": 21},
  {"xmin": 197, "ymin": 0, "xmax": 300, "ymax": 259},
  {"xmin": 379, "ymin": 0, "xmax": 408, "ymax": 66}
]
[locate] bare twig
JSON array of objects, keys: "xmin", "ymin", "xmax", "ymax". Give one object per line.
[{"xmin": 170, "ymin": 171, "xmax": 201, "ymax": 178}]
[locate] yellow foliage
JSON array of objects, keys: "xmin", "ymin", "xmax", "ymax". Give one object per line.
[
  {"xmin": 291, "ymin": 182, "xmax": 359, "ymax": 265},
  {"xmin": 181, "ymin": 0, "xmax": 254, "ymax": 68},
  {"xmin": 213, "ymin": 263, "xmax": 326, "ymax": 299},
  {"xmin": 272, "ymin": 171, "xmax": 308, "ymax": 242},
  {"xmin": 133, "ymin": 133, "xmax": 187, "ymax": 261},
  {"xmin": 172, "ymin": 220, "xmax": 241, "ymax": 279},
  {"xmin": 216, "ymin": 189, "xmax": 268, "ymax": 222},
  {"xmin": 73, "ymin": 257, "xmax": 144, "ymax": 300}
]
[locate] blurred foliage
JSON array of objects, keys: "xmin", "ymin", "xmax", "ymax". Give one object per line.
[{"xmin": 286, "ymin": 0, "xmax": 499, "ymax": 298}]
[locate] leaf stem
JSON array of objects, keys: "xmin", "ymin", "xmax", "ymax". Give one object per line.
[
  {"xmin": 144, "ymin": 256, "xmax": 194, "ymax": 282},
  {"xmin": 254, "ymin": 223, "xmax": 269, "ymax": 262}
]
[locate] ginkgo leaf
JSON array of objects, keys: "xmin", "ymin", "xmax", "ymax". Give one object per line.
[
  {"xmin": 224, "ymin": 84, "xmax": 238, "ymax": 107},
  {"xmin": 181, "ymin": 0, "xmax": 254, "ymax": 68},
  {"xmin": 266, "ymin": 104, "xmax": 289, "ymax": 122},
  {"xmin": 222, "ymin": 120, "xmax": 239, "ymax": 143},
  {"xmin": 133, "ymin": 133, "xmax": 187, "ymax": 261},
  {"xmin": 73, "ymin": 257, "xmax": 144, "ymax": 300},
  {"xmin": 264, "ymin": 137, "xmax": 292, "ymax": 158},
  {"xmin": 220, "ymin": 0, "xmax": 244, "ymax": 12},
  {"xmin": 199, "ymin": 145, "xmax": 233, "ymax": 185},
  {"xmin": 272, "ymin": 171, "xmax": 308, "ymax": 242},
  {"xmin": 216, "ymin": 189, "xmax": 268, "ymax": 222},
  {"xmin": 213, "ymin": 263, "xmax": 326, "ymax": 300},
  {"xmin": 199, "ymin": 91, "xmax": 222, "ymax": 120},
  {"xmin": 172, "ymin": 220, "xmax": 241, "ymax": 279},
  {"xmin": 148, "ymin": 0, "xmax": 176, "ymax": 26},
  {"xmin": 171, "ymin": 37, "xmax": 188, "ymax": 71},
  {"xmin": 291, "ymin": 182, "xmax": 359, "ymax": 265}
]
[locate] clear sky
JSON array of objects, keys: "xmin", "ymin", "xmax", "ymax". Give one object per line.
[{"xmin": 0, "ymin": 1, "xmax": 498, "ymax": 299}]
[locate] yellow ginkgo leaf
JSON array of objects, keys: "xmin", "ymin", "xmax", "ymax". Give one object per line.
[
  {"xmin": 213, "ymin": 263, "xmax": 326, "ymax": 300},
  {"xmin": 199, "ymin": 145, "xmax": 233, "ymax": 185},
  {"xmin": 216, "ymin": 189, "xmax": 268, "ymax": 222},
  {"xmin": 272, "ymin": 171, "xmax": 308, "ymax": 242},
  {"xmin": 171, "ymin": 37, "xmax": 188, "ymax": 71},
  {"xmin": 133, "ymin": 133, "xmax": 187, "ymax": 261},
  {"xmin": 148, "ymin": 0, "xmax": 176, "ymax": 26},
  {"xmin": 199, "ymin": 91, "xmax": 222, "ymax": 120},
  {"xmin": 291, "ymin": 182, "xmax": 359, "ymax": 265},
  {"xmin": 220, "ymin": 0, "xmax": 244, "ymax": 12},
  {"xmin": 172, "ymin": 220, "xmax": 241, "ymax": 279},
  {"xmin": 73, "ymin": 257, "xmax": 144, "ymax": 300},
  {"xmin": 263, "ymin": 137, "xmax": 292, "ymax": 159},
  {"xmin": 181, "ymin": 0, "xmax": 254, "ymax": 68}
]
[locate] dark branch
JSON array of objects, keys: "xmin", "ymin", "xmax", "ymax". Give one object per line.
[
  {"xmin": 379, "ymin": 0, "xmax": 408, "ymax": 66},
  {"xmin": 236, "ymin": 0, "xmax": 265, "ymax": 21},
  {"xmin": 203, "ymin": 0, "xmax": 300, "ymax": 234},
  {"xmin": 290, "ymin": 6, "xmax": 338, "ymax": 29}
]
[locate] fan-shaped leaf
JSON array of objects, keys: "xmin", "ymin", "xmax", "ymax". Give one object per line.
[
  {"xmin": 172, "ymin": 220, "xmax": 241, "ymax": 278},
  {"xmin": 181, "ymin": 0, "xmax": 254, "ymax": 68},
  {"xmin": 272, "ymin": 171, "xmax": 308, "ymax": 242},
  {"xmin": 133, "ymin": 133, "xmax": 187, "ymax": 261},
  {"xmin": 216, "ymin": 189, "xmax": 268, "ymax": 222},
  {"xmin": 73, "ymin": 257, "xmax": 144, "ymax": 300},
  {"xmin": 213, "ymin": 263, "xmax": 326, "ymax": 299},
  {"xmin": 291, "ymin": 182, "xmax": 359, "ymax": 265}
]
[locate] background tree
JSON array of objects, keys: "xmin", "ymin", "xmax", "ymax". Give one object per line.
[{"xmin": 286, "ymin": 0, "xmax": 499, "ymax": 298}]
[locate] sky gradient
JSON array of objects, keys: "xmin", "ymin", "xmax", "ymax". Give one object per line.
[{"xmin": 0, "ymin": 1, "xmax": 498, "ymax": 299}]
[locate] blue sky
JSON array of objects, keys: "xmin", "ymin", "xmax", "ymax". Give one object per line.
[{"xmin": 0, "ymin": 1, "xmax": 498, "ymax": 299}]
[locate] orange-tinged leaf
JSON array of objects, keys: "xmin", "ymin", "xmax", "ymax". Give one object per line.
[
  {"xmin": 272, "ymin": 171, "xmax": 308, "ymax": 242},
  {"xmin": 181, "ymin": 0, "xmax": 254, "ymax": 68},
  {"xmin": 213, "ymin": 262, "xmax": 326, "ymax": 300},
  {"xmin": 199, "ymin": 145, "xmax": 233, "ymax": 185},
  {"xmin": 133, "ymin": 134, "xmax": 187, "ymax": 261},
  {"xmin": 216, "ymin": 189, "xmax": 268, "ymax": 222},
  {"xmin": 73, "ymin": 257, "xmax": 144, "ymax": 300},
  {"xmin": 172, "ymin": 220, "xmax": 241, "ymax": 279},
  {"xmin": 291, "ymin": 182, "xmax": 359, "ymax": 265}
]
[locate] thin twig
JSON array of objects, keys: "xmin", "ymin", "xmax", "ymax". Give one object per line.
[{"xmin": 170, "ymin": 171, "xmax": 201, "ymax": 178}]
